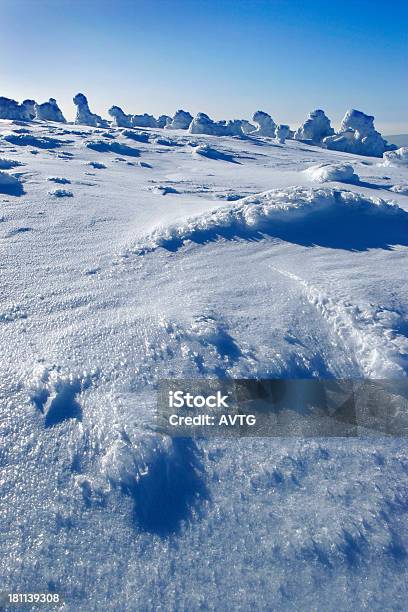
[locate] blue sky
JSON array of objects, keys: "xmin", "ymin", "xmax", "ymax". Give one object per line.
[{"xmin": 1, "ymin": 0, "xmax": 407, "ymax": 132}]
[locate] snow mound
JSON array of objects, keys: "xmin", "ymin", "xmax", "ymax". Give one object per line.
[
  {"xmin": 131, "ymin": 113, "xmax": 157, "ymax": 128},
  {"xmin": 130, "ymin": 187, "xmax": 407, "ymax": 254},
  {"xmin": 390, "ymin": 184, "xmax": 408, "ymax": 195},
  {"xmin": 165, "ymin": 109, "xmax": 193, "ymax": 130},
  {"xmin": 73, "ymin": 93, "xmax": 108, "ymax": 128},
  {"xmin": 35, "ymin": 98, "xmax": 66, "ymax": 123},
  {"xmin": 0, "ymin": 158, "xmax": 23, "ymax": 169},
  {"xmin": 0, "ymin": 96, "xmax": 35, "ymax": 121},
  {"xmin": 2, "ymin": 133, "xmax": 64, "ymax": 149},
  {"xmin": 86, "ymin": 139, "xmax": 140, "ymax": 157},
  {"xmin": 295, "ymin": 109, "xmax": 334, "ymax": 143},
  {"xmin": 121, "ymin": 130, "xmax": 150, "ymax": 143},
  {"xmin": 0, "ymin": 170, "xmax": 23, "ymax": 195},
  {"xmin": 49, "ymin": 189, "xmax": 73, "ymax": 198},
  {"xmin": 47, "ymin": 176, "xmax": 71, "ymax": 184},
  {"xmin": 304, "ymin": 163, "xmax": 359, "ymax": 184},
  {"xmin": 188, "ymin": 113, "xmax": 244, "ymax": 137},
  {"xmin": 191, "ymin": 144, "xmax": 237, "ymax": 163},
  {"xmin": 108, "ymin": 105, "xmax": 132, "ymax": 128},
  {"xmin": 86, "ymin": 161, "xmax": 106, "ymax": 169},
  {"xmin": 323, "ymin": 109, "xmax": 395, "ymax": 157},
  {"xmin": 382, "ymin": 147, "xmax": 408, "ymax": 167},
  {"xmin": 157, "ymin": 115, "xmax": 172, "ymax": 128},
  {"xmin": 252, "ymin": 111, "xmax": 276, "ymax": 137},
  {"xmin": 276, "ymin": 124, "xmax": 290, "ymax": 144}
]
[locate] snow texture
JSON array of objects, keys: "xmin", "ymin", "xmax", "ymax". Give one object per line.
[
  {"xmin": 108, "ymin": 105, "xmax": 133, "ymax": 128},
  {"xmin": 188, "ymin": 113, "xmax": 244, "ymax": 137},
  {"xmin": 276, "ymin": 124, "xmax": 290, "ymax": 144},
  {"xmin": 383, "ymin": 147, "xmax": 408, "ymax": 167},
  {"xmin": 295, "ymin": 109, "xmax": 334, "ymax": 143},
  {"xmin": 0, "ymin": 96, "xmax": 35, "ymax": 121},
  {"xmin": 131, "ymin": 113, "xmax": 158, "ymax": 128}
]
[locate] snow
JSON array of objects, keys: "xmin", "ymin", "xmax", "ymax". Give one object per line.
[
  {"xmin": 252, "ymin": 110, "xmax": 276, "ymax": 137},
  {"xmin": 0, "ymin": 96, "xmax": 35, "ymax": 121},
  {"xmin": 304, "ymin": 163, "xmax": 359, "ymax": 184},
  {"xmin": 276, "ymin": 124, "xmax": 290, "ymax": 144},
  {"xmin": 1, "ymin": 115, "xmax": 408, "ymax": 611},
  {"xmin": 295, "ymin": 109, "xmax": 334, "ymax": 143},
  {"xmin": 323, "ymin": 109, "xmax": 395, "ymax": 157},
  {"xmin": 131, "ymin": 113, "xmax": 158, "ymax": 128},
  {"xmin": 383, "ymin": 147, "xmax": 408, "ymax": 167},
  {"xmin": 108, "ymin": 105, "xmax": 133, "ymax": 128},
  {"xmin": 165, "ymin": 109, "xmax": 193, "ymax": 130},
  {"xmin": 35, "ymin": 98, "xmax": 66, "ymax": 123},
  {"xmin": 188, "ymin": 113, "xmax": 245, "ymax": 137},
  {"xmin": 0, "ymin": 169, "xmax": 23, "ymax": 195},
  {"xmin": 73, "ymin": 93, "xmax": 108, "ymax": 128}
]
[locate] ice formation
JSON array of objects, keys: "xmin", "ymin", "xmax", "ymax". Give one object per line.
[
  {"xmin": 73, "ymin": 93, "xmax": 108, "ymax": 127},
  {"xmin": 240, "ymin": 120, "xmax": 256, "ymax": 134},
  {"xmin": 108, "ymin": 105, "xmax": 133, "ymax": 128},
  {"xmin": 323, "ymin": 109, "xmax": 395, "ymax": 157},
  {"xmin": 304, "ymin": 163, "xmax": 359, "ymax": 184},
  {"xmin": 295, "ymin": 109, "xmax": 334, "ymax": 143},
  {"xmin": 252, "ymin": 111, "xmax": 276, "ymax": 137},
  {"xmin": 382, "ymin": 147, "xmax": 408, "ymax": 167},
  {"xmin": 35, "ymin": 98, "xmax": 66, "ymax": 123},
  {"xmin": 276, "ymin": 124, "xmax": 290, "ymax": 144},
  {"xmin": 165, "ymin": 109, "xmax": 193, "ymax": 130},
  {"xmin": 188, "ymin": 113, "xmax": 244, "ymax": 136},
  {"xmin": 0, "ymin": 96, "xmax": 36, "ymax": 121},
  {"xmin": 131, "ymin": 113, "xmax": 158, "ymax": 128},
  {"xmin": 157, "ymin": 115, "xmax": 172, "ymax": 128}
]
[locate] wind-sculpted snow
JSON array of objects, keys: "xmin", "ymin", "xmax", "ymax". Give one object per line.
[
  {"xmin": 129, "ymin": 187, "xmax": 408, "ymax": 255},
  {"xmin": 165, "ymin": 109, "xmax": 193, "ymax": 130},
  {"xmin": 2, "ymin": 133, "xmax": 66, "ymax": 149},
  {"xmin": 0, "ymin": 170, "xmax": 23, "ymax": 195},
  {"xmin": 35, "ymin": 98, "xmax": 66, "ymax": 123},
  {"xmin": 383, "ymin": 147, "xmax": 408, "ymax": 167},
  {"xmin": 304, "ymin": 163, "xmax": 359, "ymax": 184},
  {"xmin": 252, "ymin": 110, "xmax": 276, "ymax": 137},
  {"xmin": 73, "ymin": 93, "xmax": 108, "ymax": 128},
  {"xmin": 295, "ymin": 109, "xmax": 334, "ymax": 143},
  {"xmin": 0, "ymin": 96, "xmax": 35, "ymax": 121},
  {"xmin": 108, "ymin": 105, "xmax": 133, "ymax": 128},
  {"xmin": 86, "ymin": 139, "xmax": 140, "ymax": 157}
]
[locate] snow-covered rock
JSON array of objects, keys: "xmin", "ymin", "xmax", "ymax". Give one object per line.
[
  {"xmin": 188, "ymin": 113, "xmax": 244, "ymax": 137},
  {"xmin": 323, "ymin": 109, "xmax": 395, "ymax": 157},
  {"xmin": 276, "ymin": 124, "xmax": 290, "ymax": 144},
  {"xmin": 295, "ymin": 109, "xmax": 334, "ymax": 143},
  {"xmin": 304, "ymin": 163, "xmax": 359, "ymax": 184},
  {"xmin": 165, "ymin": 109, "xmax": 193, "ymax": 130},
  {"xmin": 382, "ymin": 147, "xmax": 408, "ymax": 167},
  {"xmin": 35, "ymin": 98, "xmax": 66, "ymax": 123},
  {"xmin": 157, "ymin": 115, "xmax": 172, "ymax": 128},
  {"xmin": 252, "ymin": 111, "xmax": 276, "ymax": 137},
  {"xmin": 0, "ymin": 96, "xmax": 35, "ymax": 121},
  {"xmin": 131, "ymin": 113, "xmax": 157, "ymax": 128},
  {"xmin": 240, "ymin": 120, "xmax": 256, "ymax": 134},
  {"xmin": 108, "ymin": 105, "xmax": 133, "ymax": 128},
  {"xmin": 73, "ymin": 93, "xmax": 108, "ymax": 127}
]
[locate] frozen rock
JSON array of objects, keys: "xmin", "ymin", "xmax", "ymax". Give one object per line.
[
  {"xmin": 108, "ymin": 105, "xmax": 133, "ymax": 128},
  {"xmin": 323, "ymin": 109, "xmax": 395, "ymax": 157},
  {"xmin": 0, "ymin": 96, "xmax": 35, "ymax": 121},
  {"xmin": 382, "ymin": 147, "xmax": 408, "ymax": 167},
  {"xmin": 73, "ymin": 93, "xmax": 108, "ymax": 127},
  {"xmin": 295, "ymin": 109, "xmax": 334, "ymax": 143},
  {"xmin": 304, "ymin": 162, "xmax": 359, "ymax": 184},
  {"xmin": 276, "ymin": 124, "xmax": 290, "ymax": 144},
  {"xmin": 35, "ymin": 98, "xmax": 66, "ymax": 123},
  {"xmin": 165, "ymin": 109, "xmax": 193, "ymax": 130},
  {"xmin": 131, "ymin": 113, "xmax": 158, "ymax": 128},
  {"xmin": 252, "ymin": 111, "xmax": 276, "ymax": 137}
]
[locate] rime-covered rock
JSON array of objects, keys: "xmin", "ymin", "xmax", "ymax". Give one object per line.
[
  {"xmin": 240, "ymin": 120, "xmax": 256, "ymax": 134},
  {"xmin": 165, "ymin": 109, "xmax": 193, "ymax": 130},
  {"xmin": 295, "ymin": 109, "xmax": 334, "ymax": 143},
  {"xmin": 131, "ymin": 113, "xmax": 157, "ymax": 128},
  {"xmin": 73, "ymin": 93, "xmax": 108, "ymax": 127},
  {"xmin": 0, "ymin": 96, "xmax": 35, "ymax": 121},
  {"xmin": 276, "ymin": 124, "xmax": 290, "ymax": 144},
  {"xmin": 157, "ymin": 115, "xmax": 172, "ymax": 128},
  {"xmin": 323, "ymin": 109, "xmax": 396, "ymax": 157},
  {"xmin": 35, "ymin": 98, "xmax": 66, "ymax": 123},
  {"xmin": 188, "ymin": 113, "xmax": 244, "ymax": 136},
  {"xmin": 252, "ymin": 111, "xmax": 276, "ymax": 137},
  {"xmin": 108, "ymin": 105, "xmax": 133, "ymax": 128},
  {"xmin": 382, "ymin": 147, "xmax": 408, "ymax": 167}
]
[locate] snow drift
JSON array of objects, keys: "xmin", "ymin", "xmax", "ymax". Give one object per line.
[
  {"xmin": 0, "ymin": 170, "xmax": 23, "ymax": 195},
  {"xmin": 73, "ymin": 93, "xmax": 108, "ymax": 128},
  {"xmin": 295, "ymin": 109, "xmax": 334, "ymax": 143},
  {"xmin": 130, "ymin": 187, "xmax": 408, "ymax": 254},
  {"xmin": 304, "ymin": 163, "xmax": 359, "ymax": 184}
]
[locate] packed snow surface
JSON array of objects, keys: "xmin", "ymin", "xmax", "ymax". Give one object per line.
[{"xmin": 1, "ymin": 116, "xmax": 408, "ymax": 611}]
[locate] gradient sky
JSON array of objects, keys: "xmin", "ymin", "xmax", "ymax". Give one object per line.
[{"xmin": 1, "ymin": 0, "xmax": 407, "ymax": 133}]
